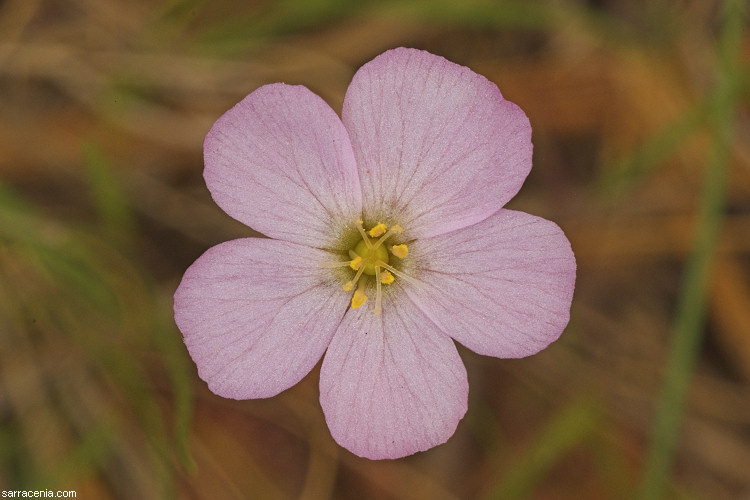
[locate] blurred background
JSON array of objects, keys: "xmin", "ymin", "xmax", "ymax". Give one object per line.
[{"xmin": 1, "ymin": 0, "xmax": 748, "ymax": 498}]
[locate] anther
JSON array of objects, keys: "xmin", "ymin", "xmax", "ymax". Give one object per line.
[
  {"xmin": 351, "ymin": 280, "xmax": 368, "ymax": 309},
  {"xmin": 368, "ymin": 222, "xmax": 387, "ymax": 238},
  {"xmin": 349, "ymin": 256, "xmax": 362, "ymax": 270},
  {"xmin": 391, "ymin": 244, "xmax": 408, "ymax": 259}
]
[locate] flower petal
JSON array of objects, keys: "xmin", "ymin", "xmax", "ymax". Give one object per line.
[
  {"xmin": 406, "ymin": 210, "xmax": 576, "ymax": 358},
  {"xmin": 174, "ymin": 238, "xmax": 349, "ymax": 399},
  {"xmin": 319, "ymin": 295, "xmax": 468, "ymax": 459},
  {"xmin": 204, "ymin": 84, "xmax": 362, "ymax": 248},
  {"xmin": 342, "ymin": 47, "xmax": 532, "ymax": 238}
]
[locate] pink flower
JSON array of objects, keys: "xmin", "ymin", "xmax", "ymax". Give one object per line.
[{"xmin": 174, "ymin": 47, "xmax": 576, "ymax": 459}]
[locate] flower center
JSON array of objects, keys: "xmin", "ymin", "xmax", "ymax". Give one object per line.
[
  {"xmin": 320, "ymin": 220, "xmax": 412, "ymax": 315},
  {"xmin": 353, "ymin": 238, "xmax": 389, "ymax": 276}
]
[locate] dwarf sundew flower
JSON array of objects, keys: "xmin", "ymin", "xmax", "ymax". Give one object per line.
[{"xmin": 174, "ymin": 47, "xmax": 576, "ymax": 460}]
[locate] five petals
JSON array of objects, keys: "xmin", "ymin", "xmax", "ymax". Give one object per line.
[{"xmin": 175, "ymin": 47, "xmax": 575, "ymax": 460}]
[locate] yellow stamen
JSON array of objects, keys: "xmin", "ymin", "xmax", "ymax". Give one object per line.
[
  {"xmin": 374, "ymin": 267, "xmax": 383, "ymax": 314},
  {"xmin": 351, "ymin": 280, "xmax": 367, "ymax": 309},
  {"xmin": 373, "ymin": 225, "xmax": 402, "ymax": 250},
  {"xmin": 349, "ymin": 256, "xmax": 362, "ymax": 270},
  {"xmin": 380, "ymin": 270, "xmax": 394, "ymax": 285},
  {"xmin": 342, "ymin": 254, "xmax": 367, "ymax": 291},
  {"xmin": 368, "ymin": 222, "xmax": 387, "ymax": 237},
  {"xmin": 318, "ymin": 260, "xmax": 354, "ymax": 269},
  {"xmin": 355, "ymin": 219, "xmax": 373, "ymax": 249},
  {"xmin": 376, "ymin": 260, "xmax": 422, "ymax": 288},
  {"xmin": 391, "ymin": 244, "xmax": 408, "ymax": 259}
]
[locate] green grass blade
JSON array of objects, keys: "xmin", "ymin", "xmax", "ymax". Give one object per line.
[
  {"xmin": 484, "ymin": 400, "xmax": 601, "ymax": 500},
  {"xmin": 83, "ymin": 141, "xmax": 136, "ymax": 248},
  {"xmin": 637, "ymin": 0, "xmax": 747, "ymax": 498}
]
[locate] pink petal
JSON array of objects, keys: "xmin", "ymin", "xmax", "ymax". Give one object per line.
[
  {"xmin": 319, "ymin": 295, "xmax": 468, "ymax": 459},
  {"xmin": 204, "ymin": 84, "xmax": 362, "ymax": 249},
  {"xmin": 342, "ymin": 47, "xmax": 532, "ymax": 238},
  {"xmin": 174, "ymin": 238, "xmax": 349, "ymax": 399},
  {"xmin": 406, "ymin": 210, "xmax": 576, "ymax": 358}
]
